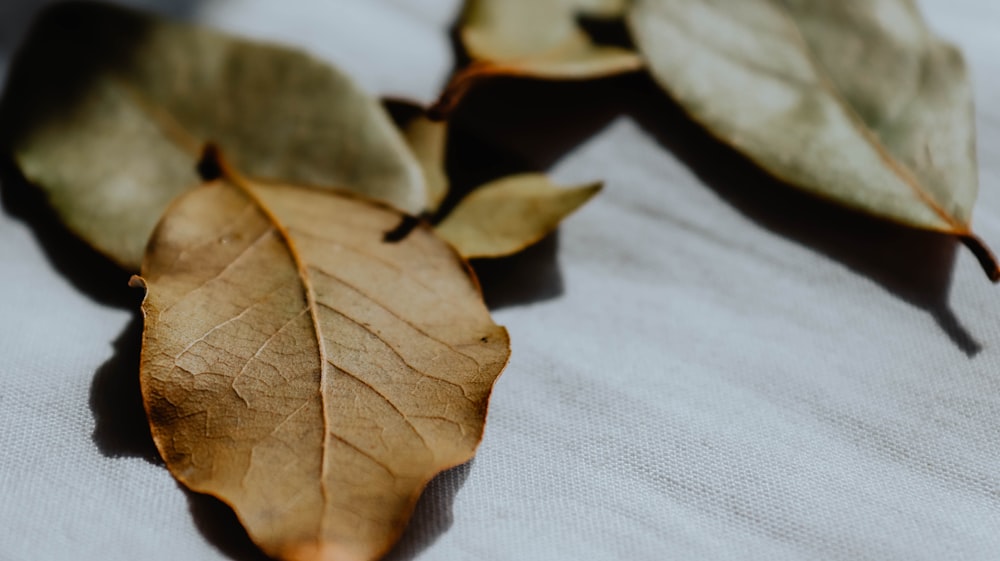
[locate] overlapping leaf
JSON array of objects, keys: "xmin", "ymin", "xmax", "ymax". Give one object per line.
[
  {"xmin": 0, "ymin": 2, "xmax": 424, "ymax": 269},
  {"xmin": 135, "ymin": 156, "xmax": 509, "ymax": 561}
]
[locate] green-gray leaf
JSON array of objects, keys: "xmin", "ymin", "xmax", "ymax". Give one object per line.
[
  {"xmin": 0, "ymin": 2, "xmax": 425, "ymax": 270},
  {"xmin": 627, "ymin": 0, "xmax": 998, "ymax": 280}
]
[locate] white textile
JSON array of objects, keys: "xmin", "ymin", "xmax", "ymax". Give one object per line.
[{"xmin": 1, "ymin": 1, "xmax": 999, "ymax": 560}]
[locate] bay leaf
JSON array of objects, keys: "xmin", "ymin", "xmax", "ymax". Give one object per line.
[
  {"xmin": 432, "ymin": 0, "xmax": 642, "ymax": 116},
  {"xmin": 133, "ymin": 154, "xmax": 509, "ymax": 561},
  {"xmin": 0, "ymin": 1, "xmax": 424, "ymax": 270},
  {"xmin": 402, "ymin": 114, "xmax": 450, "ymax": 213},
  {"xmin": 627, "ymin": 0, "xmax": 999, "ymax": 280},
  {"xmin": 435, "ymin": 174, "xmax": 602, "ymax": 258}
]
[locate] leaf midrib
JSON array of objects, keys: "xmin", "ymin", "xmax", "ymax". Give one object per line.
[
  {"xmin": 109, "ymin": 74, "xmax": 203, "ymax": 158},
  {"xmin": 220, "ymin": 164, "xmax": 334, "ymax": 537},
  {"xmin": 772, "ymin": 0, "xmax": 964, "ymax": 232}
]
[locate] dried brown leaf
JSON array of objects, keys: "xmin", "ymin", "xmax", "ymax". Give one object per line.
[{"xmin": 134, "ymin": 154, "xmax": 509, "ymax": 561}]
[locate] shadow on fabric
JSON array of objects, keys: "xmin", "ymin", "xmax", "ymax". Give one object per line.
[
  {"xmin": 443, "ymin": 70, "xmax": 983, "ymax": 356},
  {"xmin": 383, "ymin": 462, "xmax": 474, "ymax": 561},
  {"xmin": 89, "ymin": 312, "xmax": 161, "ymax": 462},
  {"xmin": 616, "ymin": 73, "xmax": 982, "ymax": 357}
]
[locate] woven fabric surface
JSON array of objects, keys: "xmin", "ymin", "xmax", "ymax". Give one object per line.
[{"xmin": 1, "ymin": 1, "xmax": 999, "ymax": 560}]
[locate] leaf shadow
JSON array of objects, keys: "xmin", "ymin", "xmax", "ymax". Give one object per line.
[
  {"xmin": 0, "ymin": 155, "xmax": 138, "ymax": 308},
  {"xmin": 440, "ymin": 77, "xmax": 636, "ymax": 310},
  {"xmin": 473, "ymin": 233, "xmax": 564, "ymax": 310},
  {"xmin": 384, "ymin": 461, "xmax": 474, "ymax": 561},
  {"xmin": 186, "ymin": 491, "xmax": 277, "ymax": 561},
  {"xmin": 612, "ymin": 73, "xmax": 981, "ymax": 356},
  {"xmin": 90, "ymin": 312, "xmax": 281, "ymax": 561},
  {"xmin": 89, "ymin": 311, "xmax": 162, "ymax": 462},
  {"xmin": 87, "ymin": 315, "xmax": 269, "ymax": 561},
  {"xmin": 439, "ymin": 70, "xmax": 981, "ymax": 355},
  {"xmin": 0, "ymin": 0, "xmax": 205, "ymax": 60}
]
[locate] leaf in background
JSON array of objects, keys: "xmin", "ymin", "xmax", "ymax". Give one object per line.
[
  {"xmin": 383, "ymin": 98, "xmax": 450, "ymax": 213},
  {"xmin": 435, "ymin": 174, "xmax": 602, "ymax": 258},
  {"xmin": 403, "ymin": 114, "xmax": 450, "ymax": 213},
  {"xmin": 432, "ymin": 0, "xmax": 642, "ymax": 116},
  {"xmin": 627, "ymin": 0, "xmax": 999, "ymax": 280},
  {"xmin": 0, "ymin": 1, "xmax": 425, "ymax": 270},
  {"xmin": 134, "ymin": 153, "xmax": 509, "ymax": 561}
]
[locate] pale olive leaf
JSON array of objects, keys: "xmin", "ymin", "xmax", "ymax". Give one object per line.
[
  {"xmin": 0, "ymin": 2, "xmax": 425, "ymax": 270},
  {"xmin": 435, "ymin": 174, "xmax": 602, "ymax": 258},
  {"xmin": 403, "ymin": 114, "xmax": 450, "ymax": 213},
  {"xmin": 627, "ymin": 0, "xmax": 999, "ymax": 280},
  {"xmin": 134, "ymin": 155, "xmax": 509, "ymax": 561}
]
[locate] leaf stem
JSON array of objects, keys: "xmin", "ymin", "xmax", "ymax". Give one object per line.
[
  {"xmin": 959, "ymin": 233, "xmax": 1000, "ymax": 282},
  {"xmin": 428, "ymin": 62, "xmax": 505, "ymax": 120}
]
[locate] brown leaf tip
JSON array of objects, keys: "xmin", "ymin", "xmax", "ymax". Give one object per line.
[
  {"xmin": 128, "ymin": 275, "xmax": 147, "ymax": 289},
  {"xmin": 196, "ymin": 143, "xmax": 224, "ymax": 182},
  {"xmin": 959, "ymin": 233, "xmax": 1000, "ymax": 283},
  {"xmin": 383, "ymin": 214, "xmax": 421, "ymax": 243}
]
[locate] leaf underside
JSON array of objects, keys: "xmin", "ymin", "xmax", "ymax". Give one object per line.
[{"xmin": 627, "ymin": 0, "xmax": 998, "ymax": 280}]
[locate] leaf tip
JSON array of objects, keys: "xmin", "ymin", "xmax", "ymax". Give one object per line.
[
  {"xmin": 959, "ymin": 233, "xmax": 1000, "ymax": 283},
  {"xmin": 383, "ymin": 214, "xmax": 422, "ymax": 243},
  {"xmin": 584, "ymin": 180, "xmax": 604, "ymax": 196},
  {"xmin": 196, "ymin": 143, "xmax": 224, "ymax": 182},
  {"xmin": 427, "ymin": 94, "xmax": 457, "ymax": 122},
  {"xmin": 428, "ymin": 63, "xmax": 498, "ymax": 121},
  {"xmin": 128, "ymin": 275, "xmax": 147, "ymax": 289}
]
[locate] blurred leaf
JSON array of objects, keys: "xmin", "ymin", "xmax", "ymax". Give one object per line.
[
  {"xmin": 1, "ymin": 2, "xmax": 424, "ymax": 269},
  {"xmin": 403, "ymin": 113, "xmax": 450, "ymax": 213}
]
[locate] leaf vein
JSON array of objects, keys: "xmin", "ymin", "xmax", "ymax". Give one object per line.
[{"xmin": 309, "ymin": 265, "xmax": 481, "ymax": 364}]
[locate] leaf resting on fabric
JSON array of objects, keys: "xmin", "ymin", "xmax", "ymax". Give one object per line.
[
  {"xmin": 627, "ymin": 0, "xmax": 999, "ymax": 280},
  {"xmin": 436, "ymin": 174, "xmax": 602, "ymax": 258},
  {"xmin": 133, "ymin": 156, "xmax": 509, "ymax": 561},
  {"xmin": 0, "ymin": 1, "xmax": 424, "ymax": 270},
  {"xmin": 432, "ymin": 0, "xmax": 642, "ymax": 117}
]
